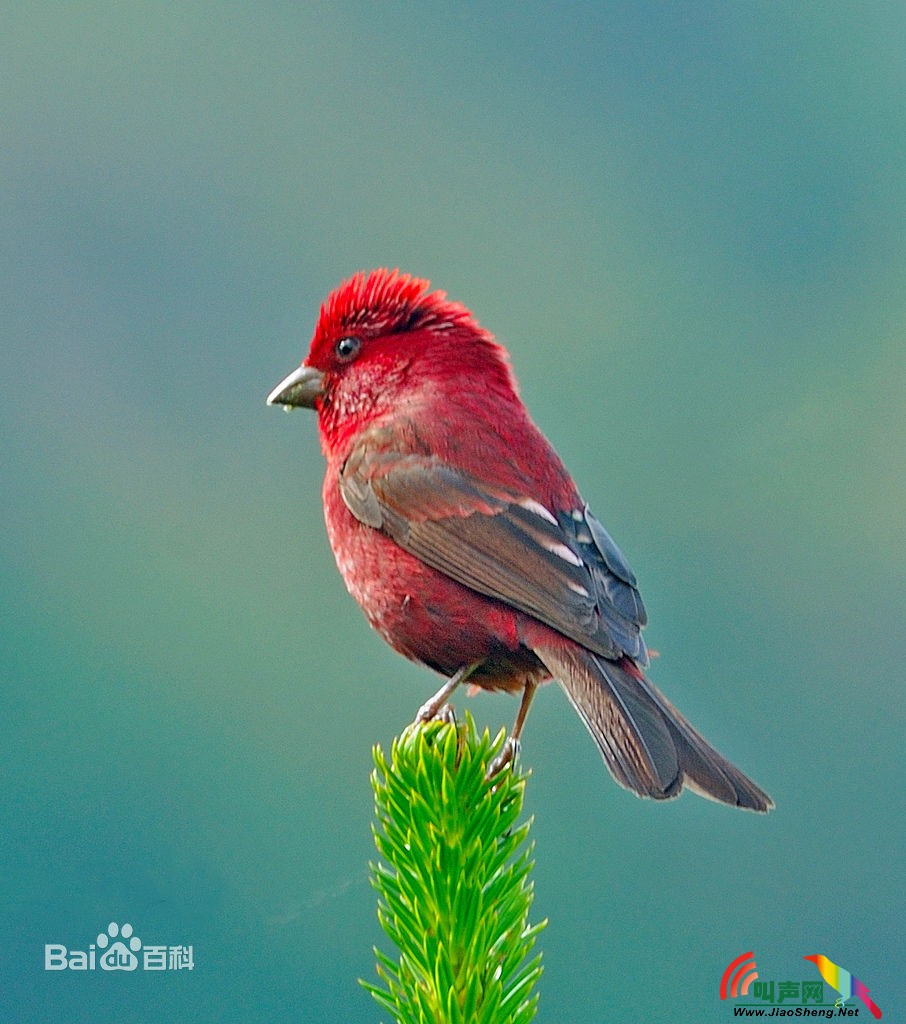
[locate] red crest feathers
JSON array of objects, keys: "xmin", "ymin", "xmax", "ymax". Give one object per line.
[{"xmin": 313, "ymin": 268, "xmax": 477, "ymax": 348}]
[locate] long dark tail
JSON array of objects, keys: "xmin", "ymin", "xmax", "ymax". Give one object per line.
[{"xmin": 534, "ymin": 643, "xmax": 773, "ymax": 812}]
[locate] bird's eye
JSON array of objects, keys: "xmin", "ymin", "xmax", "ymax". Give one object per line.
[{"xmin": 334, "ymin": 336, "xmax": 362, "ymax": 362}]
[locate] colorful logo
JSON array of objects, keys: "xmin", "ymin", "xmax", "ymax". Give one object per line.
[
  {"xmin": 718, "ymin": 949, "xmax": 883, "ymax": 1019},
  {"xmin": 721, "ymin": 951, "xmax": 759, "ymax": 999},
  {"xmin": 804, "ymin": 955, "xmax": 882, "ymax": 1019}
]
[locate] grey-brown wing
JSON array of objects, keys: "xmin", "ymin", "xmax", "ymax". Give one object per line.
[{"xmin": 339, "ymin": 442, "xmax": 648, "ymax": 663}]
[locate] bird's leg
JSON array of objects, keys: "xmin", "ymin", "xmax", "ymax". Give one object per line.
[
  {"xmin": 415, "ymin": 663, "xmax": 481, "ymax": 724},
  {"xmin": 486, "ymin": 680, "xmax": 537, "ymax": 779}
]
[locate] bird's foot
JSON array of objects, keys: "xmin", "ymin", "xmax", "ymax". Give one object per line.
[
  {"xmin": 485, "ymin": 736, "xmax": 520, "ymax": 781},
  {"xmin": 414, "ymin": 664, "xmax": 479, "ymax": 727},
  {"xmin": 414, "ymin": 700, "xmax": 456, "ymax": 726}
]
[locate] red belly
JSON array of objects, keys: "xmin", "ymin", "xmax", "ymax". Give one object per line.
[{"xmin": 323, "ymin": 482, "xmax": 549, "ymax": 691}]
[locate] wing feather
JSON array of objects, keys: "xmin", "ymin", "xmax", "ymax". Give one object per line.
[{"xmin": 339, "ymin": 433, "xmax": 647, "ymax": 662}]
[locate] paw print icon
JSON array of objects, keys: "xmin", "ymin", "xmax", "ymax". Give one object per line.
[{"xmin": 97, "ymin": 922, "xmax": 141, "ymax": 971}]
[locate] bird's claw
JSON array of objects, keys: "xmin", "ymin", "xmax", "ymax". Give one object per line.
[
  {"xmin": 415, "ymin": 701, "xmax": 456, "ymax": 726},
  {"xmin": 485, "ymin": 737, "xmax": 520, "ymax": 781}
]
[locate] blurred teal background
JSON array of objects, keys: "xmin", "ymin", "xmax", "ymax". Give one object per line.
[{"xmin": 2, "ymin": 4, "xmax": 903, "ymax": 1021}]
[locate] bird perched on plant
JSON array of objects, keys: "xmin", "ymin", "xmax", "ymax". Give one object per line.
[
  {"xmin": 267, "ymin": 268, "xmax": 772, "ymax": 811},
  {"xmin": 803, "ymin": 955, "xmax": 882, "ymax": 1019}
]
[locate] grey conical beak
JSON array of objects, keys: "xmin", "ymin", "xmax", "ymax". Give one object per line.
[{"xmin": 266, "ymin": 364, "xmax": 325, "ymax": 409}]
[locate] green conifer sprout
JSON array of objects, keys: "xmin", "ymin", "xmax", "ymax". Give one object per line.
[{"xmin": 363, "ymin": 715, "xmax": 545, "ymax": 1024}]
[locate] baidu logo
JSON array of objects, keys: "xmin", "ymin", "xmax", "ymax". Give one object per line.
[
  {"xmin": 98, "ymin": 921, "xmax": 141, "ymax": 970},
  {"xmin": 45, "ymin": 921, "xmax": 194, "ymax": 972}
]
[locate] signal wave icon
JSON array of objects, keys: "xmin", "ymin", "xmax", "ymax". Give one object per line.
[{"xmin": 720, "ymin": 951, "xmax": 759, "ymax": 999}]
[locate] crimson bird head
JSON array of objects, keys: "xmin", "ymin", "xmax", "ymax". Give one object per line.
[{"xmin": 267, "ymin": 269, "xmax": 518, "ymax": 451}]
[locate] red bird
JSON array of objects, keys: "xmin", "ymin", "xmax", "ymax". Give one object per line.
[{"xmin": 268, "ymin": 269, "xmax": 772, "ymax": 811}]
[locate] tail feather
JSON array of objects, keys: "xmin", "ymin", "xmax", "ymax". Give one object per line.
[{"xmin": 534, "ymin": 644, "xmax": 773, "ymax": 812}]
